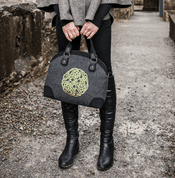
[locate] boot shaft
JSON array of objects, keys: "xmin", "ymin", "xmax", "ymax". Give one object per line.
[
  {"xmin": 61, "ymin": 102, "xmax": 79, "ymax": 138},
  {"xmin": 100, "ymin": 74, "xmax": 116, "ymax": 143}
]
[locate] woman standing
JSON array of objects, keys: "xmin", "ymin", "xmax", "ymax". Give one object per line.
[{"xmin": 38, "ymin": 0, "xmax": 132, "ymax": 171}]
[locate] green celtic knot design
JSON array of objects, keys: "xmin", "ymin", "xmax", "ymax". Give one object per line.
[{"xmin": 61, "ymin": 68, "xmax": 89, "ymax": 97}]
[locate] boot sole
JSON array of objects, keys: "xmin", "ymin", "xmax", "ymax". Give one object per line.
[
  {"xmin": 97, "ymin": 162, "xmax": 113, "ymax": 171},
  {"xmin": 59, "ymin": 148, "xmax": 79, "ymax": 169}
]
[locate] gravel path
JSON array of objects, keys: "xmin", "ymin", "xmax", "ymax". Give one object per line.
[{"xmin": 0, "ymin": 11, "xmax": 175, "ymax": 178}]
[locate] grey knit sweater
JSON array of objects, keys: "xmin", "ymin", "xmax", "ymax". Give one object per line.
[{"xmin": 37, "ymin": 0, "xmax": 132, "ymax": 26}]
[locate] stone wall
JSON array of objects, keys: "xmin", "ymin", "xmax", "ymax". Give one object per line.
[
  {"xmin": 0, "ymin": 2, "xmax": 58, "ymax": 95},
  {"xmin": 143, "ymin": 0, "xmax": 159, "ymax": 11},
  {"xmin": 169, "ymin": 14, "xmax": 175, "ymax": 43},
  {"xmin": 163, "ymin": 0, "xmax": 175, "ymax": 22},
  {"xmin": 114, "ymin": 4, "xmax": 134, "ymax": 20},
  {"xmin": 0, "ymin": 3, "xmax": 43, "ymax": 80},
  {"xmin": 164, "ymin": 10, "xmax": 175, "ymax": 21},
  {"xmin": 164, "ymin": 0, "xmax": 175, "ymax": 10},
  {"xmin": 134, "ymin": 0, "xmax": 143, "ymax": 5}
]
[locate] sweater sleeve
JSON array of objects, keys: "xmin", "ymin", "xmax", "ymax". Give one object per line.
[
  {"xmin": 53, "ymin": 4, "xmax": 73, "ymax": 27},
  {"xmin": 91, "ymin": 4, "xmax": 112, "ymax": 28}
]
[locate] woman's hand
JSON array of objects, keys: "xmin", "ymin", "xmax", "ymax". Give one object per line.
[
  {"xmin": 80, "ymin": 21, "xmax": 99, "ymax": 39},
  {"xmin": 62, "ymin": 22, "xmax": 80, "ymax": 42}
]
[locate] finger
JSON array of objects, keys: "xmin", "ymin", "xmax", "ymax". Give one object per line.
[
  {"xmin": 80, "ymin": 28, "xmax": 84, "ymax": 35},
  {"xmin": 80, "ymin": 24, "xmax": 87, "ymax": 34},
  {"xmin": 83, "ymin": 29, "xmax": 89, "ymax": 36},
  {"xmin": 82, "ymin": 26, "xmax": 90, "ymax": 36},
  {"xmin": 87, "ymin": 28, "xmax": 99, "ymax": 39},
  {"xmin": 71, "ymin": 31, "xmax": 77, "ymax": 39},
  {"xmin": 87, "ymin": 32, "xmax": 95, "ymax": 39},
  {"xmin": 68, "ymin": 32, "xmax": 74, "ymax": 40},
  {"xmin": 74, "ymin": 28, "xmax": 79, "ymax": 37},
  {"xmin": 85, "ymin": 30, "xmax": 93, "ymax": 37},
  {"xmin": 65, "ymin": 32, "xmax": 72, "ymax": 42}
]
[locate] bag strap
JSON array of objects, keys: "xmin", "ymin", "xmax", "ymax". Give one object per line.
[
  {"xmin": 64, "ymin": 38, "xmax": 96, "ymax": 55},
  {"xmin": 61, "ymin": 37, "xmax": 98, "ymax": 72}
]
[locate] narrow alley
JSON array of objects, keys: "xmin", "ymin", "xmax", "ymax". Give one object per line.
[{"xmin": 0, "ymin": 10, "xmax": 175, "ymax": 177}]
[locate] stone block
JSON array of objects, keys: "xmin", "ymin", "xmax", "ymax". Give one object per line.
[
  {"xmin": 143, "ymin": 0, "xmax": 159, "ymax": 11},
  {"xmin": 114, "ymin": 6, "xmax": 134, "ymax": 20},
  {"xmin": 164, "ymin": 0, "xmax": 175, "ymax": 11},
  {"xmin": 0, "ymin": 10, "xmax": 15, "ymax": 80},
  {"xmin": 169, "ymin": 14, "xmax": 175, "ymax": 43},
  {"xmin": 24, "ymin": 9, "xmax": 43, "ymax": 58},
  {"xmin": 134, "ymin": 0, "xmax": 143, "ymax": 5},
  {"xmin": 164, "ymin": 10, "xmax": 175, "ymax": 22},
  {"xmin": 130, "ymin": 3, "xmax": 134, "ymax": 16},
  {"xmin": 0, "ymin": 2, "xmax": 44, "ymax": 80}
]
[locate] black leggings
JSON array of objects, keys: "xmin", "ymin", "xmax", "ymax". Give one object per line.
[{"xmin": 55, "ymin": 17, "xmax": 113, "ymax": 75}]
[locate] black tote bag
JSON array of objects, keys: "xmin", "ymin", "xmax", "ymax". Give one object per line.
[{"xmin": 44, "ymin": 39, "xmax": 109, "ymax": 109}]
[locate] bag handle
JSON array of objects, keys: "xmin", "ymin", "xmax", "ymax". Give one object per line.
[
  {"xmin": 61, "ymin": 38, "xmax": 98, "ymax": 72},
  {"xmin": 65, "ymin": 38, "xmax": 96, "ymax": 55}
]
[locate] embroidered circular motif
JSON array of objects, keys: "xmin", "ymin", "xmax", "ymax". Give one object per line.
[{"xmin": 61, "ymin": 68, "xmax": 89, "ymax": 97}]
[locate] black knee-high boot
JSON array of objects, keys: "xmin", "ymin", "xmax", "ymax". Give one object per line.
[
  {"xmin": 97, "ymin": 73, "xmax": 116, "ymax": 171},
  {"xmin": 59, "ymin": 102, "xmax": 79, "ymax": 169}
]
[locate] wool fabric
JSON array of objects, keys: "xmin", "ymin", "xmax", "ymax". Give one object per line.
[{"xmin": 37, "ymin": 0, "xmax": 132, "ymax": 26}]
